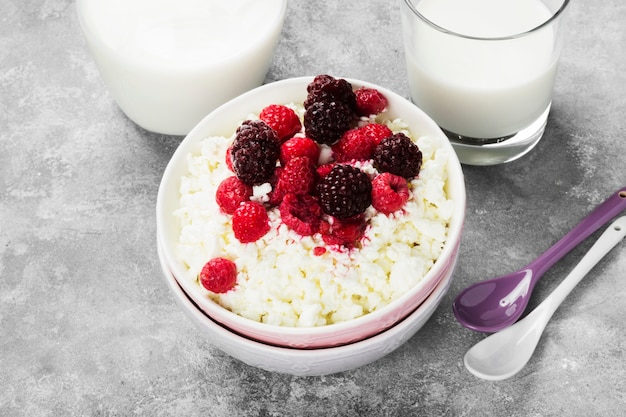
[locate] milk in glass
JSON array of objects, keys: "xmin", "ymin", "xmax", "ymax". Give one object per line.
[
  {"xmin": 77, "ymin": 0, "xmax": 286, "ymax": 135},
  {"xmin": 405, "ymin": 0, "xmax": 556, "ymax": 140}
]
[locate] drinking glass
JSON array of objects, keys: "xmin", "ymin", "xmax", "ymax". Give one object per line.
[{"xmin": 400, "ymin": 0, "xmax": 570, "ymax": 165}]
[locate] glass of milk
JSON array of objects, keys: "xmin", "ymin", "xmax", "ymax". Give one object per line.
[
  {"xmin": 400, "ymin": 0, "xmax": 570, "ymax": 165},
  {"xmin": 77, "ymin": 0, "xmax": 287, "ymax": 136}
]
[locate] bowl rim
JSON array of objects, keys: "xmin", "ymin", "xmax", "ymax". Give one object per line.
[{"xmin": 156, "ymin": 75, "xmax": 466, "ymax": 343}]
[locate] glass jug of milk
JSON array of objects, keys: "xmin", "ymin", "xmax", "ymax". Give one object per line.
[{"xmin": 77, "ymin": 0, "xmax": 287, "ymax": 136}]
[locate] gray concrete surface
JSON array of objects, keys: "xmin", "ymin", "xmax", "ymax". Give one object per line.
[{"xmin": 1, "ymin": 0, "xmax": 625, "ymax": 415}]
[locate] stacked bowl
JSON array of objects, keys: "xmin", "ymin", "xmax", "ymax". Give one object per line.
[{"xmin": 156, "ymin": 76, "xmax": 466, "ymax": 376}]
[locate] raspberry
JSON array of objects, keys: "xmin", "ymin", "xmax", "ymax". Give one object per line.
[
  {"xmin": 215, "ymin": 176, "xmax": 253, "ymax": 215},
  {"xmin": 304, "ymin": 74, "xmax": 357, "ymax": 112},
  {"xmin": 199, "ymin": 257, "xmax": 237, "ymax": 293},
  {"xmin": 259, "ymin": 104, "xmax": 302, "ymax": 142},
  {"xmin": 279, "ymin": 136, "xmax": 320, "ymax": 166},
  {"xmin": 231, "ymin": 120, "xmax": 280, "ymax": 185},
  {"xmin": 320, "ymin": 215, "xmax": 366, "ymax": 248},
  {"xmin": 304, "ymin": 100, "xmax": 356, "ymax": 145},
  {"xmin": 355, "ymin": 87, "xmax": 388, "ymax": 116},
  {"xmin": 316, "ymin": 163, "xmax": 336, "ymax": 179},
  {"xmin": 317, "ymin": 164, "xmax": 372, "ymax": 218},
  {"xmin": 371, "ymin": 173, "xmax": 410, "ymax": 214},
  {"xmin": 373, "ymin": 132, "xmax": 422, "ymax": 179},
  {"xmin": 267, "ymin": 166, "xmax": 285, "ymax": 206},
  {"xmin": 225, "ymin": 146, "xmax": 234, "ymax": 172},
  {"xmin": 331, "ymin": 128, "xmax": 376, "ymax": 162},
  {"xmin": 360, "ymin": 123, "xmax": 393, "ymax": 146},
  {"xmin": 279, "ymin": 193, "xmax": 323, "ymax": 236},
  {"xmin": 277, "ymin": 156, "xmax": 317, "ymax": 196},
  {"xmin": 232, "ymin": 201, "xmax": 270, "ymax": 243}
]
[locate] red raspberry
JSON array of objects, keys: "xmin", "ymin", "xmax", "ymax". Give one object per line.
[
  {"xmin": 355, "ymin": 87, "xmax": 388, "ymax": 116},
  {"xmin": 320, "ymin": 215, "xmax": 367, "ymax": 248},
  {"xmin": 199, "ymin": 257, "xmax": 237, "ymax": 293},
  {"xmin": 267, "ymin": 166, "xmax": 286, "ymax": 207},
  {"xmin": 279, "ymin": 136, "xmax": 320, "ymax": 166},
  {"xmin": 316, "ymin": 163, "xmax": 336, "ymax": 179},
  {"xmin": 225, "ymin": 146, "xmax": 234, "ymax": 172},
  {"xmin": 232, "ymin": 201, "xmax": 270, "ymax": 243},
  {"xmin": 259, "ymin": 104, "xmax": 302, "ymax": 142},
  {"xmin": 371, "ymin": 173, "xmax": 410, "ymax": 214},
  {"xmin": 331, "ymin": 128, "xmax": 376, "ymax": 163},
  {"xmin": 360, "ymin": 123, "xmax": 393, "ymax": 146},
  {"xmin": 277, "ymin": 156, "xmax": 317, "ymax": 196},
  {"xmin": 279, "ymin": 193, "xmax": 323, "ymax": 236},
  {"xmin": 215, "ymin": 176, "xmax": 253, "ymax": 215}
]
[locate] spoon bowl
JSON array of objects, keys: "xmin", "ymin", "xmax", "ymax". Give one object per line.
[
  {"xmin": 453, "ymin": 187, "xmax": 626, "ymax": 333},
  {"xmin": 464, "ymin": 216, "xmax": 626, "ymax": 380},
  {"xmin": 454, "ymin": 268, "xmax": 533, "ymax": 331}
]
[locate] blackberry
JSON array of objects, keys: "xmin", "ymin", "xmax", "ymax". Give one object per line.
[
  {"xmin": 372, "ymin": 133, "xmax": 422, "ymax": 179},
  {"xmin": 231, "ymin": 120, "xmax": 280, "ymax": 185},
  {"xmin": 317, "ymin": 164, "xmax": 372, "ymax": 218},
  {"xmin": 304, "ymin": 74, "xmax": 357, "ymax": 112},
  {"xmin": 304, "ymin": 100, "xmax": 356, "ymax": 145}
]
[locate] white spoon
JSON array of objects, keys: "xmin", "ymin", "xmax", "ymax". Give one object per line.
[{"xmin": 464, "ymin": 216, "xmax": 626, "ymax": 381}]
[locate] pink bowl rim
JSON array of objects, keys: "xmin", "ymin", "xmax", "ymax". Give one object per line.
[
  {"xmin": 156, "ymin": 76, "xmax": 466, "ymax": 346},
  {"xmin": 158, "ymin": 233, "xmax": 455, "ymax": 355}
]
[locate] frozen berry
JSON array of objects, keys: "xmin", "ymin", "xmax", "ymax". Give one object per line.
[
  {"xmin": 355, "ymin": 87, "xmax": 388, "ymax": 116},
  {"xmin": 360, "ymin": 123, "xmax": 393, "ymax": 146},
  {"xmin": 371, "ymin": 173, "xmax": 410, "ymax": 214},
  {"xmin": 317, "ymin": 164, "xmax": 372, "ymax": 219},
  {"xmin": 304, "ymin": 100, "xmax": 356, "ymax": 145},
  {"xmin": 304, "ymin": 74, "xmax": 357, "ymax": 112},
  {"xmin": 373, "ymin": 133, "xmax": 422, "ymax": 179},
  {"xmin": 215, "ymin": 176, "xmax": 253, "ymax": 215},
  {"xmin": 277, "ymin": 156, "xmax": 317, "ymax": 196},
  {"xmin": 279, "ymin": 193, "xmax": 323, "ymax": 236},
  {"xmin": 225, "ymin": 146, "xmax": 234, "ymax": 172},
  {"xmin": 316, "ymin": 163, "xmax": 336, "ymax": 180},
  {"xmin": 231, "ymin": 120, "xmax": 280, "ymax": 185},
  {"xmin": 259, "ymin": 104, "xmax": 302, "ymax": 142},
  {"xmin": 232, "ymin": 201, "xmax": 270, "ymax": 243},
  {"xmin": 199, "ymin": 257, "xmax": 237, "ymax": 293},
  {"xmin": 320, "ymin": 215, "xmax": 367, "ymax": 248},
  {"xmin": 331, "ymin": 128, "xmax": 376, "ymax": 162},
  {"xmin": 279, "ymin": 136, "xmax": 320, "ymax": 166},
  {"xmin": 267, "ymin": 166, "xmax": 285, "ymax": 206}
]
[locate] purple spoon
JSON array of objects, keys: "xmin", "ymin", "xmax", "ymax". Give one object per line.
[{"xmin": 453, "ymin": 186, "xmax": 626, "ymax": 333}]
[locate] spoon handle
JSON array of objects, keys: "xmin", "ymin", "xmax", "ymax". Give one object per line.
[
  {"xmin": 528, "ymin": 186, "xmax": 626, "ymax": 280},
  {"xmin": 538, "ymin": 216, "xmax": 626, "ymax": 319}
]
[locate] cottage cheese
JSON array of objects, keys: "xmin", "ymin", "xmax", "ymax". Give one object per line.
[{"xmin": 174, "ymin": 107, "xmax": 453, "ymax": 327}]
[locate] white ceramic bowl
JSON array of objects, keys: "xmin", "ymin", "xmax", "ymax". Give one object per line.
[
  {"xmin": 76, "ymin": 0, "xmax": 287, "ymax": 135},
  {"xmin": 156, "ymin": 76, "xmax": 465, "ymax": 348},
  {"xmin": 158, "ymin": 236, "xmax": 456, "ymax": 376}
]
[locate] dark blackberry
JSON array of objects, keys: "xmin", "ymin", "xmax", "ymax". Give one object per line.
[
  {"xmin": 304, "ymin": 100, "xmax": 356, "ymax": 145},
  {"xmin": 231, "ymin": 120, "xmax": 280, "ymax": 185},
  {"xmin": 372, "ymin": 133, "xmax": 422, "ymax": 179},
  {"xmin": 304, "ymin": 75, "xmax": 357, "ymax": 112},
  {"xmin": 317, "ymin": 164, "xmax": 372, "ymax": 219}
]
